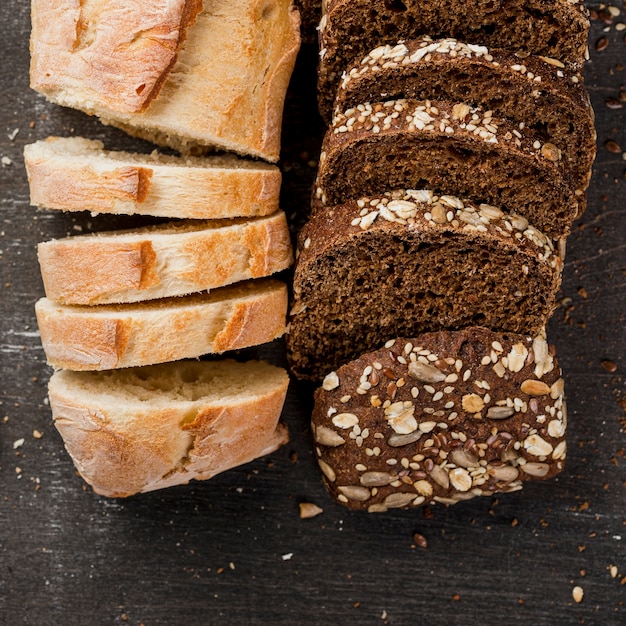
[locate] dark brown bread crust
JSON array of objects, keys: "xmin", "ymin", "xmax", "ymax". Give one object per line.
[
  {"xmin": 330, "ymin": 38, "xmax": 595, "ymax": 194},
  {"xmin": 315, "ymin": 99, "xmax": 580, "ymax": 238},
  {"xmin": 294, "ymin": 0, "xmax": 321, "ymax": 44},
  {"xmin": 312, "ymin": 328, "xmax": 567, "ymax": 512},
  {"xmin": 287, "ymin": 191, "xmax": 563, "ymax": 380},
  {"xmin": 319, "ymin": 0, "xmax": 590, "ymax": 117}
]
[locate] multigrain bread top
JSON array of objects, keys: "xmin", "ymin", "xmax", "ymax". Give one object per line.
[
  {"xmin": 330, "ymin": 38, "xmax": 596, "ymax": 194},
  {"xmin": 315, "ymin": 99, "xmax": 580, "ymax": 238},
  {"xmin": 48, "ymin": 360, "xmax": 290, "ymax": 497},
  {"xmin": 30, "ymin": 1, "xmax": 301, "ymax": 161},
  {"xmin": 30, "ymin": 0, "xmax": 202, "ymax": 114},
  {"xmin": 37, "ymin": 279, "xmax": 288, "ymax": 371},
  {"xmin": 38, "ymin": 214, "xmax": 293, "ymax": 305},
  {"xmin": 318, "ymin": 0, "xmax": 590, "ymax": 115},
  {"xmin": 311, "ymin": 328, "xmax": 566, "ymax": 512},
  {"xmin": 287, "ymin": 191, "xmax": 562, "ymax": 380},
  {"xmin": 24, "ymin": 137, "xmax": 282, "ymax": 219}
]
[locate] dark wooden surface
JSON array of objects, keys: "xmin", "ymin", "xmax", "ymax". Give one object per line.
[{"xmin": 1, "ymin": 3, "xmax": 625, "ymax": 625}]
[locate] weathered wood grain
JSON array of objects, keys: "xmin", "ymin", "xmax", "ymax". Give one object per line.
[{"xmin": 1, "ymin": 3, "xmax": 624, "ymax": 625}]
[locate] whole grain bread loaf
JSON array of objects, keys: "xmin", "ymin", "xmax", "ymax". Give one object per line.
[
  {"xmin": 37, "ymin": 279, "xmax": 287, "ymax": 371},
  {"xmin": 287, "ymin": 191, "xmax": 562, "ymax": 380},
  {"xmin": 49, "ymin": 359, "xmax": 289, "ymax": 497},
  {"xmin": 38, "ymin": 214, "xmax": 293, "ymax": 305},
  {"xmin": 311, "ymin": 327, "xmax": 566, "ymax": 512},
  {"xmin": 330, "ymin": 38, "xmax": 595, "ymax": 194},
  {"xmin": 30, "ymin": 0, "xmax": 301, "ymax": 161},
  {"xmin": 315, "ymin": 99, "xmax": 580, "ymax": 238},
  {"xmin": 24, "ymin": 137, "xmax": 282, "ymax": 219},
  {"xmin": 318, "ymin": 0, "xmax": 589, "ymax": 116}
]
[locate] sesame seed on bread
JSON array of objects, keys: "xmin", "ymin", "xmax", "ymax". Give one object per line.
[
  {"xmin": 315, "ymin": 99, "xmax": 580, "ymax": 239},
  {"xmin": 319, "ymin": 0, "xmax": 590, "ymax": 122},
  {"xmin": 287, "ymin": 191, "xmax": 562, "ymax": 380},
  {"xmin": 330, "ymin": 38, "xmax": 595, "ymax": 195}
]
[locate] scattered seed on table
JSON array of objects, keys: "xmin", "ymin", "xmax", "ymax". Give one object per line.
[
  {"xmin": 596, "ymin": 37, "xmax": 609, "ymax": 51},
  {"xmin": 601, "ymin": 359, "xmax": 618, "ymax": 372},
  {"xmin": 606, "ymin": 140, "xmax": 622, "ymax": 153}
]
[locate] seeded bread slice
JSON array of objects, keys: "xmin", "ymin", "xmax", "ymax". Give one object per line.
[
  {"xmin": 318, "ymin": 0, "xmax": 589, "ymax": 117},
  {"xmin": 49, "ymin": 359, "xmax": 289, "ymax": 497},
  {"xmin": 312, "ymin": 328, "xmax": 566, "ymax": 512},
  {"xmin": 331, "ymin": 38, "xmax": 596, "ymax": 194},
  {"xmin": 38, "ymin": 213, "xmax": 293, "ymax": 306},
  {"xmin": 36, "ymin": 279, "xmax": 287, "ymax": 371},
  {"xmin": 30, "ymin": 0, "xmax": 301, "ymax": 161},
  {"xmin": 315, "ymin": 99, "xmax": 580, "ymax": 238},
  {"xmin": 24, "ymin": 137, "xmax": 281, "ymax": 219},
  {"xmin": 287, "ymin": 191, "xmax": 562, "ymax": 380}
]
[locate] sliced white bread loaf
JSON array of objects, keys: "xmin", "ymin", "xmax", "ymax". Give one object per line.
[
  {"xmin": 38, "ymin": 214, "xmax": 293, "ymax": 306},
  {"xmin": 48, "ymin": 360, "xmax": 290, "ymax": 497},
  {"xmin": 24, "ymin": 137, "xmax": 282, "ymax": 219},
  {"xmin": 36, "ymin": 279, "xmax": 287, "ymax": 371},
  {"xmin": 30, "ymin": 0, "xmax": 203, "ymax": 114},
  {"xmin": 30, "ymin": 1, "xmax": 301, "ymax": 161}
]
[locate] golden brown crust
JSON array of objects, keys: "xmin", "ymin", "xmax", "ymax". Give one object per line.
[
  {"xmin": 48, "ymin": 360, "xmax": 290, "ymax": 497},
  {"xmin": 36, "ymin": 279, "xmax": 288, "ymax": 370},
  {"xmin": 82, "ymin": 0, "xmax": 301, "ymax": 161},
  {"xmin": 24, "ymin": 137, "xmax": 282, "ymax": 218},
  {"xmin": 30, "ymin": 0, "xmax": 203, "ymax": 114},
  {"xmin": 37, "ymin": 215, "xmax": 293, "ymax": 305}
]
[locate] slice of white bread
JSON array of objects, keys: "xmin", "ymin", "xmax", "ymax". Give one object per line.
[
  {"xmin": 30, "ymin": 0, "xmax": 203, "ymax": 114},
  {"xmin": 36, "ymin": 279, "xmax": 287, "ymax": 371},
  {"xmin": 38, "ymin": 214, "xmax": 293, "ymax": 305},
  {"xmin": 24, "ymin": 137, "xmax": 282, "ymax": 219},
  {"xmin": 30, "ymin": 1, "xmax": 301, "ymax": 161},
  {"xmin": 48, "ymin": 360, "xmax": 290, "ymax": 497}
]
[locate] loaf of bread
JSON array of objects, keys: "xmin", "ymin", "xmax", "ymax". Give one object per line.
[
  {"xmin": 318, "ymin": 0, "xmax": 589, "ymax": 118},
  {"xmin": 24, "ymin": 137, "xmax": 282, "ymax": 219},
  {"xmin": 30, "ymin": 0, "xmax": 301, "ymax": 161},
  {"xmin": 30, "ymin": 0, "xmax": 203, "ymax": 114},
  {"xmin": 311, "ymin": 328, "xmax": 566, "ymax": 511},
  {"xmin": 315, "ymin": 99, "xmax": 579, "ymax": 239},
  {"xmin": 38, "ymin": 214, "xmax": 293, "ymax": 305},
  {"xmin": 287, "ymin": 190, "xmax": 562, "ymax": 380},
  {"xmin": 49, "ymin": 359, "xmax": 290, "ymax": 497},
  {"xmin": 331, "ymin": 38, "xmax": 595, "ymax": 195},
  {"xmin": 37, "ymin": 279, "xmax": 287, "ymax": 371}
]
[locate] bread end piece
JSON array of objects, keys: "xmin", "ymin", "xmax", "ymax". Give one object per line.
[{"xmin": 49, "ymin": 360, "xmax": 290, "ymax": 497}]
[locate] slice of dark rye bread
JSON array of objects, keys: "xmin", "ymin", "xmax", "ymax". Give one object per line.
[
  {"xmin": 314, "ymin": 99, "xmax": 581, "ymax": 238},
  {"xmin": 287, "ymin": 190, "xmax": 563, "ymax": 380},
  {"xmin": 311, "ymin": 327, "xmax": 566, "ymax": 512},
  {"xmin": 330, "ymin": 38, "xmax": 596, "ymax": 193},
  {"xmin": 318, "ymin": 0, "xmax": 590, "ymax": 116}
]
